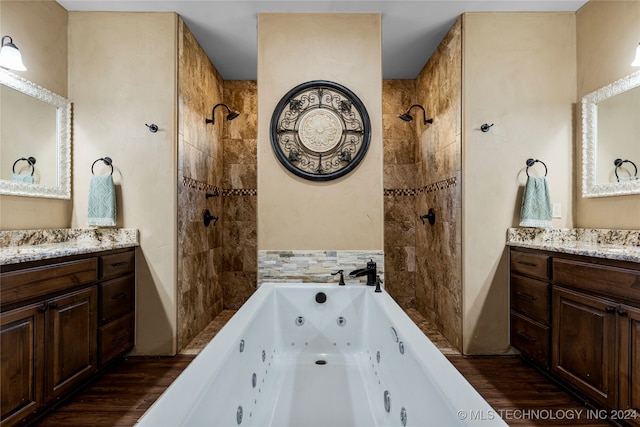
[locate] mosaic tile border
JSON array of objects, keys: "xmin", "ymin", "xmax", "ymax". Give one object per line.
[
  {"xmin": 384, "ymin": 176, "xmax": 457, "ymax": 196},
  {"xmin": 221, "ymin": 188, "xmax": 257, "ymax": 196},
  {"xmin": 258, "ymin": 250, "xmax": 384, "ymax": 285},
  {"xmin": 181, "ymin": 177, "xmax": 257, "ymax": 197}
]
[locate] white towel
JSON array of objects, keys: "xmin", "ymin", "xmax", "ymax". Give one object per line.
[{"xmin": 87, "ymin": 174, "xmax": 116, "ymax": 226}]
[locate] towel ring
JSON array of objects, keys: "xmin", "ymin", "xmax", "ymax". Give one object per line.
[
  {"xmin": 525, "ymin": 158, "xmax": 547, "ymax": 177},
  {"xmin": 614, "ymin": 158, "xmax": 638, "ymax": 181},
  {"xmin": 91, "ymin": 157, "xmax": 114, "ymax": 175},
  {"xmin": 12, "ymin": 157, "xmax": 36, "ymax": 176}
]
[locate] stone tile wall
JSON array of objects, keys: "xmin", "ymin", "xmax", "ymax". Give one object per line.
[
  {"xmin": 258, "ymin": 250, "xmax": 384, "ymax": 285},
  {"xmin": 222, "ymin": 81, "xmax": 258, "ymax": 309},
  {"xmin": 176, "ymin": 19, "xmax": 224, "ymax": 351},
  {"xmin": 383, "ymin": 80, "xmax": 417, "ymax": 308},
  {"xmin": 414, "ymin": 17, "xmax": 463, "ymax": 351}
]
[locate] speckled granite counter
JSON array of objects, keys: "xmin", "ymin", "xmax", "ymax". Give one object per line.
[
  {"xmin": 507, "ymin": 228, "xmax": 640, "ymax": 263},
  {"xmin": 0, "ymin": 228, "xmax": 138, "ymax": 265}
]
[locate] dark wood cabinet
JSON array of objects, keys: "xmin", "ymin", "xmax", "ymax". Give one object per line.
[
  {"xmin": 509, "ymin": 250, "xmax": 551, "ymax": 369},
  {"xmin": 0, "ymin": 304, "xmax": 44, "ymax": 426},
  {"xmin": 45, "ymin": 287, "xmax": 98, "ymax": 402},
  {"xmin": 510, "ymin": 247, "xmax": 640, "ymax": 425},
  {"xmin": 552, "ymin": 286, "xmax": 617, "ymax": 408},
  {"xmin": 0, "ymin": 248, "xmax": 135, "ymax": 427},
  {"xmin": 619, "ymin": 304, "xmax": 640, "ymax": 427}
]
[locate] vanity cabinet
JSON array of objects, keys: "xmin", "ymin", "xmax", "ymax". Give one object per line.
[
  {"xmin": 510, "ymin": 247, "xmax": 640, "ymax": 425},
  {"xmin": 0, "ymin": 248, "xmax": 135, "ymax": 427},
  {"xmin": 509, "ymin": 251, "xmax": 551, "ymax": 368}
]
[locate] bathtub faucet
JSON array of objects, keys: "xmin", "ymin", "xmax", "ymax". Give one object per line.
[{"xmin": 349, "ymin": 259, "xmax": 377, "ymax": 286}]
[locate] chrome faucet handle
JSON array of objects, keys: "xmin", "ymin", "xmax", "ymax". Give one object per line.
[{"xmin": 331, "ymin": 270, "xmax": 346, "ymax": 286}]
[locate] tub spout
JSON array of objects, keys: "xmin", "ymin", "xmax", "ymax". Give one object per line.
[{"xmin": 349, "ymin": 259, "xmax": 377, "ymax": 286}]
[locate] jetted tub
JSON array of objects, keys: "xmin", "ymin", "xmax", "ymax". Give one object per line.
[{"xmin": 137, "ymin": 283, "xmax": 507, "ymax": 426}]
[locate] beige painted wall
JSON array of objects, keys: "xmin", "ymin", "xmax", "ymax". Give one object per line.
[
  {"xmin": 462, "ymin": 13, "xmax": 576, "ymax": 354},
  {"xmin": 0, "ymin": 0, "xmax": 70, "ymax": 230},
  {"xmin": 68, "ymin": 12, "xmax": 178, "ymax": 355},
  {"xmin": 257, "ymin": 13, "xmax": 383, "ymax": 251},
  {"xmin": 575, "ymin": 0, "xmax": 640, "ymax": 228}
]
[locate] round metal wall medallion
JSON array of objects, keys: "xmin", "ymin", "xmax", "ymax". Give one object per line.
[{"xmin": 270, "ymin": 80, "xmax": 371, "ymax": 181}]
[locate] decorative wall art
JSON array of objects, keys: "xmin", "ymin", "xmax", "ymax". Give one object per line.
[{"xmin": 270, "ymin": 80, "xmax": 371, "ymax": 181}]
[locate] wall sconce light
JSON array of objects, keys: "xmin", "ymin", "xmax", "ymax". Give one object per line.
[
  {"xmin": 632, "ymin": 42, "xmax": 640, "ymax": 67},
  {"xmin": 0, "ymin": 35, "xmax": 27, "ymax": 71},
  {"xmin": 205, "ymin": 103, "xmax": 239, "ymax": 125},
  {"xmin": 398, "ymin": 104, "xmax": 433, "ymax": 125}
]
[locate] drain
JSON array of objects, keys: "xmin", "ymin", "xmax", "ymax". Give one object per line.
[
  {"xmin": 295, "ymin": 316, "xmax": 305, "ymax": 326},
  {"xmin": 315, "ymin": 360, "xmax": 327, "ymax": 365},
  {"xmin": 336, "ymin": 316, "xmax": 346, "ymax": 326}
]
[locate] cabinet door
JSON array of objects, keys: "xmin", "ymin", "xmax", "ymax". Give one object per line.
[
  {"xmin": 1, "ymin": 304, "xmax": 45, "ymax": 427},
  {"xmin": 552, "ymin": 287, "xmax": 617, "ymax": 408},
  {"xmin": 619, "ymin": 304, "xmax": 640, "ymax": 427},
  {"xmin": 45, "ymin": 287, "xmax": 97, "ymax": 402}
]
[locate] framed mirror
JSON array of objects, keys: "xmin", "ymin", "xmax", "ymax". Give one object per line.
[
  {"xmin": 0, "ymin": 70, "xmax": 71, "ymax": 199},
  {"xmin": 582, "ymin": 70, "xmax": 640, "ymax": 198}
]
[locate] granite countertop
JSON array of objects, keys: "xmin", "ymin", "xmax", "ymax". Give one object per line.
[
  {"xmin": 0, "ymin": 228, "xmax": 138, "ymax": 266},
  {"xmin": 507, "ymin": 228, "xmax": 640, "ymax": 263}
]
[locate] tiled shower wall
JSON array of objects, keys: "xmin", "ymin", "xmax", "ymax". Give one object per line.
[
  {"xmin": 176, "ymin": 19, "xmax": 225, "ymax": 351},
  {"xmin": 222, "ymin": 81, "xmax": 258, "ymax": 309},
  {"xmin": 383, "ymin": 80, "xmax": 417, "ymax": 309},
  {"xmin": 414, "ymin": 17, "xmax": 462, "ymax": 351}
]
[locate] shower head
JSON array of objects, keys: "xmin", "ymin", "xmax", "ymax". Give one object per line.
[
  {"xmin": 398, "ymin": 104, "xmax": 433, "ymax": 125},
  {"xmin": 206, "ymin": 103, "xmax": 240, "ymax": 124}
]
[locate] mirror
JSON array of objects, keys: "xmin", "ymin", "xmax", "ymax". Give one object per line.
[
  {"xmin": 0, "ymin": 70, "xmax": 71, "ymax": 199},
  {"xmin": 582, "ymin": 70, "xmax": 640, "ymax": 198}
]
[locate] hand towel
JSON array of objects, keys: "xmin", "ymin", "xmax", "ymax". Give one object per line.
[
  {"xmin": 519, "ymin": 176, "xmax": 552, "ymax": 228},
  {"xmin": 88, "ymin": 174, "xmax": 116, "ymax": 226},
  {"xmin": 12, "ymin": 173, "xmax": 33, "ymax": 184}
]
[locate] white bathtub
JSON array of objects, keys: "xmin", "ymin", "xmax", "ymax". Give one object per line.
[{"xmin": 137, "ymin": 283, "xmax": 507, "ymax": 426}]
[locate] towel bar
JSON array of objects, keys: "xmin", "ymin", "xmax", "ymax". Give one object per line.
[
  {"xmin": 525, "ymin": 158, "xmax": 547, "ymax": 177},
  {"xmin": 614, "ymin": 158, "xmax": 638, "ymax": 182},
  {"xmin": 92, "ymin": 157, "xmax": 113, "ymax": 175},
  {"xmin": 12, "ymin": 157, "xmax": 36, "ymax": 176}
]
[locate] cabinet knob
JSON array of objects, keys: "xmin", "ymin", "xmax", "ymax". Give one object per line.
[
  {"xmin": 618, "ymin": 309, "xmax": 628, "ymax": 317},
  {"xmin": 38, "ymin": 302, "xmax": 48, "ymax": 313},
  {"xmin": 49, "ymin": 302, "xmax": 58, "ymax": 309},
  {"xmin": 605, "ymin": 306, "xmax": 615, "ymax": 313}
]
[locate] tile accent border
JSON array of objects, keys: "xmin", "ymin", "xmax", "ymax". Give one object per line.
[
  {"xmin": 181, "ymin": 177, "xmax": 256, "ymax": 197},
  {"xmin": 258, "ymin": 250, "xmax": 384, "ymax": 285},
  {"xmin": 384, "ymin": 176, "xmax": 457, "ymax": 196}
]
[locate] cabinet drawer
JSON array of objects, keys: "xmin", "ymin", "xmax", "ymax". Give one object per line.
[
  {"xmin": 510, "ymin": 250, "xmax": 549, "ymax": 280},
  {"xmin": 1, "ymin": 258, "xmax": 97, "ymax": 306},
  {"xmin": 511, "ymin": 311, "xmax": 549, "ymax": 369},
  {"xmin": 99, "ymin": 312, "xmax": 134, "ymax": 366},
  {"xmin": 553, "ymin": 258, "xmax": 640, "ymax": 303},
  {"xmin": 100, "ymin": 250, "xmax": 135, "ymax": 280},
  {"xmin": 511, "ymin": 275, "xmax": 550, "ymax": 325},
  {"xmin": 99, "ymin": 275, "xmax": 135, "ymax": 325}
]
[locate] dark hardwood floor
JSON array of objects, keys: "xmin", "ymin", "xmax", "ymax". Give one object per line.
[{"xmin": 34, "ymin": 355, "xmax": 610, "ymax": 427}]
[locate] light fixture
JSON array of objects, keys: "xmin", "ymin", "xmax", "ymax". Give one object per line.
[
  {"xmin": 0, "ymin": 35, "xmax": 27, "ymax": 71},
  {"xmin": 398, "ymin": 104, "xmax": 433, "ymax": 125},
  {"xmin": 632, "ymin": 42, "xmax": 640, "ymax": 67},
  {"xmin": 205, "ymin": 103, "xmax": 239, "ymax": 124}
]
